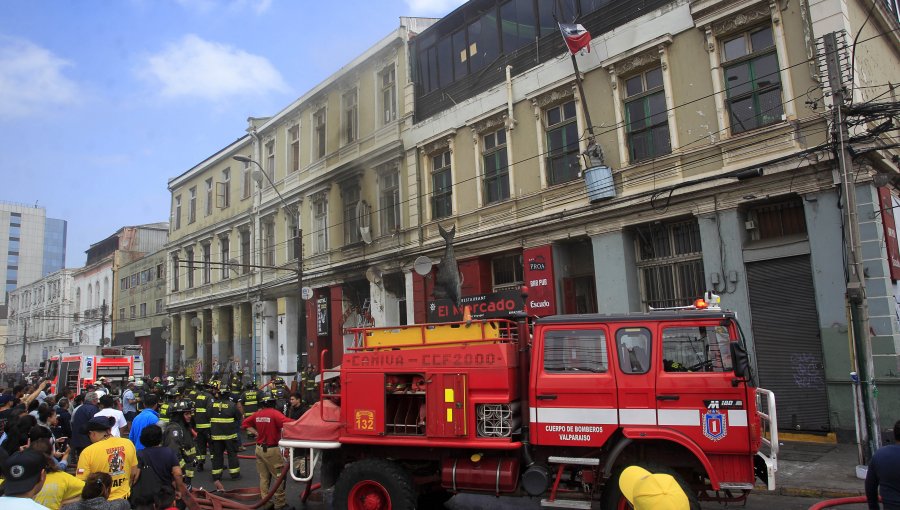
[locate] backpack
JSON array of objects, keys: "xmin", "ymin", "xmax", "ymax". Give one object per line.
[{"xmin": 129, "ymin": 450, "xmax": 165, "ymax": 506}]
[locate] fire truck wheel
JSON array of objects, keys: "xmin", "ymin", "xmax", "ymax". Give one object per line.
[
  {"xmin": 601, "ymin": 465, "xmax": 700, "ymax": 510},
  {"xmin": 333, "ymin": 458, "xmax": 416, "ymax": 510}
]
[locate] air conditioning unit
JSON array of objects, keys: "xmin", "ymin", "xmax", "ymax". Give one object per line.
[{"xmin": 745, "ymin": 220, "xmax": 757, "ymax": 230}]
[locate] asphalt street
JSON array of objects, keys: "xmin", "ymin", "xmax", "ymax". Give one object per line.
[{"xmin": 187, "ymin": 454, "xmax": 866, "ymax": 510}]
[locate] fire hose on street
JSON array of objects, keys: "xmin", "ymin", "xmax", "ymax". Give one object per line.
[{"xmin": 184, "ymin": 446, "xmax": 320, "ymax": 510}]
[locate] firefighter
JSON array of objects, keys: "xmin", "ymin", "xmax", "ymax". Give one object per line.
[
  {"xmin": 266, "ymin": 376, "xmax": 290, "ymax": 415},
  {"xmin": 300, "ymin": 368, "xmax": 318, "ymax": 409},
  {"xmin": 241, "ymin": 391, "xmax": 292, "ymax": 510},
  {"xmin": 229, "ymin": 370, "xmax": 244, "ymax": 395},
  {"xmin": 164, "ymin": 399, "xmax": 197, "ymax": 487},
  {"xmin": 209, "ymin": 379, "xmax": 241, "ymax": 481},
  {"xmin": 158, "ymin": 385, "xmax": 180, "ymax": 426},
  {"xmin": 192, "ymin": 379, "xmax": 213, "ymax": 472}
]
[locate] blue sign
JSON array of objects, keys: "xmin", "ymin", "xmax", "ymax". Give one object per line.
[{"xmin": 703, "ymin": 410, "xmax": 727, "ymax": 441}]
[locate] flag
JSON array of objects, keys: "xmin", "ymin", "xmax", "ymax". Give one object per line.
[{"xmin": 559, "ymin": 22, "xmax": 592, "ymax": 54}]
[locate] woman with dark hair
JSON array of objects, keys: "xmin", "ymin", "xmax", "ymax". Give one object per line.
[
  {"xmin": 31, "ymin": 435, "xmax": 84, "ymax": 510},
  {"xmin": 60, "ymin": 473, "xmax": 130, "ymax": 510},
  {"xmin": 29, "ymin": 424, "xmax": 70, "ymax": 470},
  {"xmin": 3, "ymin": 413, "xmax": 37, "ymax": 455}
]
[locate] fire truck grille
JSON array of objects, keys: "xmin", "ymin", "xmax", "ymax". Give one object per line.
[{"xmin": 476, "ymin": 403, "xmax": 521, "ymax": 438}]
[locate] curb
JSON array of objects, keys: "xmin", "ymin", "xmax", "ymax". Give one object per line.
[{"xmin": 755, "ymin": 484, "xmax": 864, "ymax": 499}]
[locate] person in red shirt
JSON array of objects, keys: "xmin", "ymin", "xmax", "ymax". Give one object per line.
[{"xmin": 240, "ymin": 391, "xmax": 292, "ymax": 510}]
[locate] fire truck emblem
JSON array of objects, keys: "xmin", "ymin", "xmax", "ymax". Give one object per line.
[{"xmin": 703, "ymin": 409, "xmax": 727, "ymax": 441}]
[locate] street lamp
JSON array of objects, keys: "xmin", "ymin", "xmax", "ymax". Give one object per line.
[{"xmin": 232, "ymin": 155, "xmax": 307, "ymax": 374}]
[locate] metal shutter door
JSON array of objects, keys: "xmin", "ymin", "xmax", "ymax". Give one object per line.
[{"xmin": 747, "ymin": 255, "xmax": 830, "ymax": 432}]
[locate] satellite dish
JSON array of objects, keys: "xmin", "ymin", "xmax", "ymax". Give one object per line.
[
  {"xmin": 161, "ymin": 330, "xmax": 171, "ymax": 341},
  {"xmin": 190, "ymin": 317, "xmax": 202, "ymax": 328},
  {"xmin": 356, "ymin": 200, "xmax": 372, "ymax": 244},
  {"xmin": 413, "ymin": 256, "xmax": 433, "ymax": 276},
  {"xmin": 161, "ymin": 317, "xmax": 171, "ymax": 328},
  {"xmin": 365, "ymin": 266, "xmax": 383, "ymax": 285}
]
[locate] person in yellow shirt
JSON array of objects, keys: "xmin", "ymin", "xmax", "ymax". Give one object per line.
[
  {"xmin": 75, "ymin": 416, "xmax": 139, "ymax": 501},
  {"xmin": 31, "ymin": 439, "xmax": 84, "ymax": 510}
]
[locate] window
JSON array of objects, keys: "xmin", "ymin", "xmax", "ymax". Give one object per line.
[
  {"xmin": 218, "ymin": 168, "xmax": 231, "ymax": 208},
  {"xmin": 130, "ymin": 305, "xmax": 136, "ymax": 319},
  {"xmin": 289, "ymin": 126, "xmax": 300, "ymax": 172},
  {"xmin": 543, "ymin": 329, "xmax": 608, "ymax": 373},
  {"xmin": 263, "ymin": 219, "xmax": 276, "ymax": 267},
  {"xmin": 220, "ymin": 236, "xmax": 230, "ymax": 280},
  {"xmin": 172, "ymin": 254, "xmax": 180, "ymax": 292},
  {"xmin": 119, "ymin": 308, "xmax": 125, "ymax": 320},
  {"xmin": 722, "ymin": 25, "xmax": 782, "ymax": 134},
  {"xmin": 343, "ymin": 185, "xmax": 361, "ymax": 245},
  {"xmin": 431, "ymin": 151, "xmax": 452, "ymax": 219},
  {"xmin": 287, "ymin": 216, "xmax": 300, "ymax": 261},
  {"xmin": 452, "ymin": 29, "xmax": 468, "ymax": 81},
  {"xmin": 188, "ymin": 187, "xmax": 196, "ymax": 223},
  {"xmin": 120, "ymin": 278, "xmax": 127, "ymax": 291},
  {"xmin": 634, "ymin": 220, "xmax": 705, "ymax": 309},
  {"xmin": 380, "ymin": 65, "xmax": 397, "ymax": 124},
  {"xmin": 342, "ymin": 89, "xmax": 358, "ymax": 144},
  {"xmin": 241, "ymin": 160, "xmax": 252, "ymax": 199},
  {"xmin": 379, "ymin": 168, "xmax": 400, "ymax": 233},
  {"xmin": 663, "ymin": 326, "xmax": 733, "ymax": 372},
  {"xmin": 500, "ymin": 0, "xmax": 538, "ymax": 53},
  {"xmin": 617, "ymin": 327, "xmax": 651, "ymax": 374},
  {"xmin": 185, "ymin": 247, "xmax": 194, "ymax": 289},
  {"xmin": 156, "ymin": 299, "xmax": 163, "ymax": 314},
  {"xmin": 747, "ymin": 198, "xmax": 807, "ymax": 241},
  {"xmin": 313, "ymin": 197, "xmax": 328, "ymax": 254},
  {"xmin": 174, "ymin": 196, "xmax": 182, "ymax": 230},
  {"xmin": 491, "ymin": 252, "xmax": 523, "ymax": 291},
  {"xmin": 205, "ymin": 178, "xmax": 213, "ymax": 216},
  {"xmin": 265, "ymin": 140, "xmax": 275, "ymax": 185},
  {"xmin": 140, "ymin": 303, "xmax": 147, "ymax": 318},
  {"xmin": 156, "ymin": 263, "xmax": 164, "ymax": 280},
  {"xmin": 202, "ymin": 243, "xmax": 211, "ymax": 284},
  {"xmin": 546, "ymin": 100, "xmax": 581, "ymax": 185},
  {"xmin": 314, "ymin": 108, "xmax": 327, "ymax": 159},
  {"xmin": 240, "ymin": 230, "xmax": 251, "ymax": 274},
  {"xmin": 482, "ymin": 129, "xmax": 510, "ymax": 204},
  {"xmin": 624, "ymin": 67, "xmax": 671, "ymax": 162},
  {"xmin": 467, "ymin": 13, "xmax": 500, "ymax": 73}
]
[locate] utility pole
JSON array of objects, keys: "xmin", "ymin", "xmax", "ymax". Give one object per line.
[
  {"xmin": 823, "ymin": 31, "xmax": 882, "ymax": 456},
  {"xmin": 100, "ymin": 299, "xmax": 109, "ymax": 346},
  {"xmin": 20, "ymin": 320, "xmax": 27, "ymax": 378},
  {"xmin": 295, "ymin": 230, "xmax": 306, "ymax": 373}
]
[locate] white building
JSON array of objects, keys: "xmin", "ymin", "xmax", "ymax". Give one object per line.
[{"xmin": 6, "ymin": 269, "xmax": 76, "ymax": 377}]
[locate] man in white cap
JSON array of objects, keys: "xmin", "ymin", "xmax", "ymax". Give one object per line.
[
  {"xmin": 1, "ymin": 449, "xmax": 49, "ymax": 508},
  {"xmin": 618, "ymin": 465, "xmax": 690, "ymax": 510}
]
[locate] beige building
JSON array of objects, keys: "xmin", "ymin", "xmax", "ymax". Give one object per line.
[
  {"xmin": 401, "ymin": 0, "xmax": 900, "ymax": 441},
  {"xmin": 113, "ymin": 248, "xmax": 168, "ymax": 376},
  {"xmin": 166, "ymin": 17, "xmax": 438, "ymax": 380}
]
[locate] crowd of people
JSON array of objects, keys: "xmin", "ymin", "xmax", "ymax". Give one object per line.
[{"xmin": 0, "ymin": 371, "xmax": 314, "ymax": 510}]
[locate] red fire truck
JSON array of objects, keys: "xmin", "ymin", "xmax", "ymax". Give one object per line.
[
  {"xmin": 280, "ymin": 295, "xmax": 778, "ymax": 509},
  {"xmin": 44, "ymin": 345, "xmax": 144, "ymax": 395}
]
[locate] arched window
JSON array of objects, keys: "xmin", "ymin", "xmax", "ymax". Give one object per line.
[{"xmin": 86, "ymin": 284, "xmax": 93, "ymax": 311}]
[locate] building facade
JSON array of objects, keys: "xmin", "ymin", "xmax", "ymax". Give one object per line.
[
  {"xmin": 166, "ymin": 17, "xmax": 437, "ymax": 381},
  {"xmin": 72, "ymin": 224, "xmax": 168, "ymax": 353},
  {"xmin": 400, "ymin": 0, "xmax": 900, "ymax": 441},
  {"xmin": 0, "ymin": 202, "xmax": 67, "ymax": 364},
  {"xmin": 5, "ymin": 269, "xmax": 75, "ymax": 378},
  {"xmin": 112, "ymin": 248, "xmax": 168, "ymax": 377}
]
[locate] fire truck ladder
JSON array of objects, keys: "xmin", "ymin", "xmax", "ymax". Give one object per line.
[
  {"xmin": 358, "ymin": 298, "xmax": 374, "ymax": 328},
  {"xmin": 541, "ymin": 456, "xmax": 600, "ymax": 509}
]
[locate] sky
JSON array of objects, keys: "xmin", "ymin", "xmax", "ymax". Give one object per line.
[{"xmin": 0, "ymin": 0, "xmax": 466, "ymax": 268}]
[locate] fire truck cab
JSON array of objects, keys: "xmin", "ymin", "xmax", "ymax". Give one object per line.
[
  {"xmin": 281, "ymin": 296, "xmax": 778, "ymax": 509},
  {"xmin": 44, "ymin": 345, "xmax": 144, "ymax": 395}
]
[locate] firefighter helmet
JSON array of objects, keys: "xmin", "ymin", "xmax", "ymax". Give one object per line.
[
  {"xmin": 272, "ymin": 376, "xmax": 285, "ymax": 387},
  {"xmin": 165, "ymin": 386, "xmax": 180, "ymax": 397},
  {"xmin": 166, "ymin": 376, "xmax": 175, "ymax": 384},
  {"xmin": 260, "ymin": 391, "xmax": 277, "ymax": 405},
  {"xmin": 172, "ymin": 399, "xmax": 195, "ymax": 413}
]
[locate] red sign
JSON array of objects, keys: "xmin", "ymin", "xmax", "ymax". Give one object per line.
[
  {"xmin": 427, "ymin": 290, "xmax": 525, "ymax": 322},
  {"xmin": 523, "ymin": 245, "xmax": 557, "ymax": 316},
  {"xmin": 878, "ymin": 187, "xmax": 900, "ymax": 280}
]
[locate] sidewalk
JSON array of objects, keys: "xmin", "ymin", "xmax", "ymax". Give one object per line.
[{"xmin": 756, "ymin": 441, "xmax": 868, "ymax": 498}]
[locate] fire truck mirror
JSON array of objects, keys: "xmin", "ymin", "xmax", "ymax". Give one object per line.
[{"xmin": 730, "ymin": 342, "xmax": 751, "ymax": 382}]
